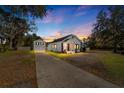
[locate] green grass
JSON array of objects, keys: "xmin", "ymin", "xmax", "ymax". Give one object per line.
[
  {"xmin": 46, "ymin": 51, "xmax": 72, "ymax": 58},
  {"xmin": 0, "ymin": 50, "xmax": 36, "ymax": 65},
  {"xmin": 97, "ymin": 52, "xmax": 124, "ymax": 80},
  {"xmin": 46, "ymin": 51, "xmax": 87, "ymax": 58},
  {"xmin": 47, "ymin": 50, "xmax": 124, "ymax": 86},
  {"xmin": 0, "ymin": 50, "xmax": 33, "ymax": 56},
  {"xmin": 0, "ymin": 50, "xmax": 37, "ymax": 87}
]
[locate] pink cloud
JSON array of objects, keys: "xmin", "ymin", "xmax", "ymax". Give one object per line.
[
  {"xmin": 40, "ymin": 9, "xmax": 64, "ymax": 24},
  {"xmin": 55, "ymin": 31, "xmax": 62, "ymax": 37},
  {"xmin": 46, "ymin": 29, "xmax": 63, "ymax": 37},
  {"xmin": 60, "ymin": 21, "xmax": 95, "ymax": 37},
  {"xmin": 41, "ymin": 15, "xmax": 63, "ymax": 24},
  {"xmin": 40, "ymin": 7, "xmax": 77, "ymax": 24},
  {"xmin": 41, "ymin": 21, "xmax": 95, "ymax": 40},
  {"xmin": 42, "ymin": 30, "xmax": 63, "ymax": 41},
  {"xmin": 73, "ymin": 23, "xmax": 93, "ymax": 36},
  {"xmin": 54, "ymin": 17, "xmax": 63, "ymax": 24}
]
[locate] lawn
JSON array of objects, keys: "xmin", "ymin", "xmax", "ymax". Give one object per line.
[
  {"xmin": 0, "ymin": 50, "xmax": 37, "ymax": 87},
  {"xmin": 47, "ymin": 51, "xmax": 124, "ymax": 87}
]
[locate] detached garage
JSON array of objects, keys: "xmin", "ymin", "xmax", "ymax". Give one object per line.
[{"xmin": 33, "ymin": 39, "xmax": 46, "ymax": 52}]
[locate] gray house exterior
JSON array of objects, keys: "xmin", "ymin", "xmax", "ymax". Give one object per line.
[
  {"xmin": 47, "ymin": 34, "xmax": 82, "ymax": 53},
  {"xmin": 33, "ymin": 34, "xmax": 83, "ymax": 53}
]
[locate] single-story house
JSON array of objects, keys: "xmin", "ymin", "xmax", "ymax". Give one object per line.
[
  {"xmin": 33, "ymin": 34, "xmax": 84, "ymax": 53},
  {"xmin": 47, "ymin": 34, "xmax": 82, "ymax": 53}
]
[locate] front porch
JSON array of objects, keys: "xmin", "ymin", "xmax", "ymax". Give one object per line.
[{"xmin": 62, "ymin": 43, "xmax": 80, "ymax": 53}]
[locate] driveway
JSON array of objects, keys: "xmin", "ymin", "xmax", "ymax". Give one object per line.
[{"xmin": 35, "ymin": 53, "xmax": 118, "ymax": 88}]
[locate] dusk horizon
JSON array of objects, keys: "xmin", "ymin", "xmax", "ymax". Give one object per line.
[{"xmin": 35, "ymin": 5, "xmax": 108, "ymax": 41}]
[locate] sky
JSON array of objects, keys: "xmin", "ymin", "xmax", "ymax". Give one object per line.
[{"xmin": 35, "ymin": 5, "xmax": 108, "ymax": 40}]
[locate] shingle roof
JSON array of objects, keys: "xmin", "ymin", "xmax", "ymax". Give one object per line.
[{"xmin": 51, "ymin": 34, "xmax": 75, "ymax": 43}]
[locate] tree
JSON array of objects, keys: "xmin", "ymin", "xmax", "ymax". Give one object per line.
[
  {"xmin": 23, "ymin": 33, "xmax": 42, "ymax": 50},
  {"xmin": 108, "ymin": 6, "xmax": 124, "ymax": 52},
  {"xmin": 0, "ymin": 6, "xmax": 47, "ymax": 19},
  {"xmin": 0, "ymin": 5, "xmax": 48, "ymax": 50},
  {"xmin": 91, "ymin": 6, "xmax": 124, "ymax": 52},
  {"xmin": 0, "ymin": 13, "xmax": 35, "ymax": 49}
]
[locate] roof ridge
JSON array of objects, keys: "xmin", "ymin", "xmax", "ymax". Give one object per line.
[{"xmin": 51, "ymin": 34, "xmax": 75, "ymax": 43}]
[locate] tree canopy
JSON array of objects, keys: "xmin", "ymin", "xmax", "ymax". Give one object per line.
[
  {"xmin": 90, "ymin": 6, "xmax": 124, "ymax": 53},
  {"xmin": 0, "ymin": 5, "xmax": 48, "ymax": 50}
]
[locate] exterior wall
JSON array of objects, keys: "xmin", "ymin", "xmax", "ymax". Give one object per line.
[
  {"xmin": 33, "ymin": 35, "xmax": 82, "ymax": 53},
  {"xmin": 63, "ymin": 37, "xmax": 81, "ymax": 52},
  {"xmin": 47, "ymin": 37, "xmax": 81, "ymax": 53},
  {"xmin": 33, "ymin": 40, "xmax": 46, "ymax": 52},
  {"xmin": 47, "ymin": 42, "xmax": 62, "ymax": 52}
]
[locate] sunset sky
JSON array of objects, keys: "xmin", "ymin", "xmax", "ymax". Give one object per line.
[{"xmin": 35, "ymin": 5, "xmax": 108, "ymax": 41}]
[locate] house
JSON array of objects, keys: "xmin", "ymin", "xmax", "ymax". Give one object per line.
[
  {"xmin": 47, "ymin": 34, "xmax": 82, "ymax": 53},
  {"xmin": 33, "ymin": 34, "xmax": 83, "ymax": 53}
]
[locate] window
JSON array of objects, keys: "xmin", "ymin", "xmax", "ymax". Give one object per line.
[
  {"xmin": 36, "ymin": 42, "xmax": 38, "ymax": 45},
  {"xmin": 52, "ymin": 44, "xmax": 57, "ymax": 49},
  {"xmin": 36, "ymin": 42, "xmax": 40, "ymax": 46},
  {"xmin": 54, "ymin": 44, "xmax": 57, "ymax": 48},
  {"xmin": 39, "ymin": 42, "xmax": 42, "ymax": 45},
  {"xmin": 75, "ymin": 44, "xmax": 79, "ymax": 49}
]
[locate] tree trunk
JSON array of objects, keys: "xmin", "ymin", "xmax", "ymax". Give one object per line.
[
  {"xmin": 113, "ymin": 41, "xmax": 118, "ymax": 53},
  {"xmin": 9, "ymin": 38, "xmax": 13, "ymax": 50}
]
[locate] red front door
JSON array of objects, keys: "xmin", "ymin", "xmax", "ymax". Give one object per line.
[{"xmin": 67, "ymin": 44, "xmax": 70, "ymax": 51}]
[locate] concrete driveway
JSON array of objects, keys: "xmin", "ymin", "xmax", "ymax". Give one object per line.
[{"xmin": 35, "ymin": 53, "xmax": 118, "ymax": 88}]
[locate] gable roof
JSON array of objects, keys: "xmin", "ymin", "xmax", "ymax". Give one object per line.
[
  {"xmin": 51, "ymin": 34, "xmax": 81, "ymax": 43},
  {"xmin": 33, "ymin": 37, "xmax": 44, "ymax": 42},
  {"xmin": 52, "ymin": 34, "xmax": 72, "ymax": 43}
]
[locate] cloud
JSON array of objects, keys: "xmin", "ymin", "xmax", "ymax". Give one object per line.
[
  {"xmin": 75, "ymin": 12, "xmax": 86, "ymax": 17},
  {"xmin": 36, "ymin": 6, "xmax": 92, "ymax": 24},
  {"xmin": 42, "ymin": 30, "xmax": 63, "ymax": 42},
  {"xmin": 60, "ymin": 21, "xmax": 95, "ymax": 37},
  {"xmin": 39, "ymin": 9, "xmax": 65, "ymax": 24},
  {"xmin": 55, "ymin": 31, "xmax": 62, "ymax": 37},
  {"xmin": 44, "ymin": 29, "xmax": 63, "ymax": 37},
  {"xmin": 74, "ymin": 5, "xmax": 92, "ymax": 17},
  {"xmin": 37, "ymin": 6, "xmax": 82, "ymax": 24},
  {"xmin": 77, "ymin": 5, "xmax": 92, "ymax": 11},
  {"xmin": 41, "ymin": 21, "xmax": 95, "ymax": 41},
  {"xmin": 74, "ymin": 22, "xmax": 93, "ymax": 35},
  {"xmin": 41, "ymin": 15, "xmax": 63, "ymax": 24}
]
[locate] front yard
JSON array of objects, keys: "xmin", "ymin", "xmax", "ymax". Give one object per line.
[
  {"xmin": 0, "ymin": 50, "xmax": 37, "ymax": 87},
  {"xmin": 47, "ymin": 50, "xmax": 124, "ymax": 87}
]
